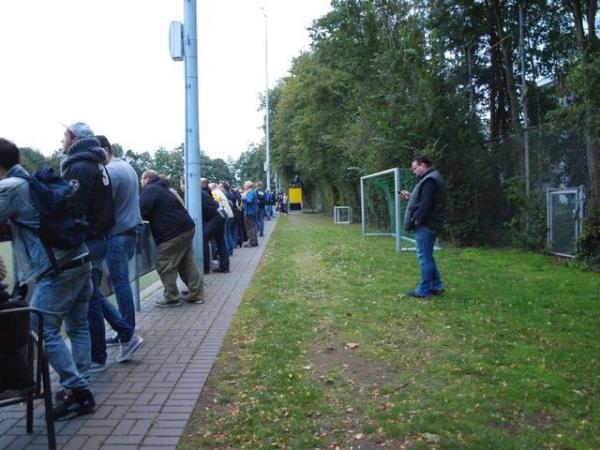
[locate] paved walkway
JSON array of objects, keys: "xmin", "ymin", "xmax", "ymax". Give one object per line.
[{"xmin": 0, "ymin": 218, "xmax": 277, "ymax": 449}]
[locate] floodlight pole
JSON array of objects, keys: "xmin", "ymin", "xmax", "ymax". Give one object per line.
[
  {"xmin": 263, "ymin": 9, "xmax": 271, "ymax": 191},
  {"xmin": 182, "ymin": 0, "xmax": 204, "ymax": 270}
]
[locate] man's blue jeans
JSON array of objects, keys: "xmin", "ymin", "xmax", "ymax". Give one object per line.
[
  {"xmin": 106, "ymin": 234, "xmax": 137, "ymax": 332},
  {"xmin": 30, "ymin": 263, "xmax": 93, "ymax": 389},
  {"xmin": 225, "ymin": 217, "xmax": 235, "ymax": 256},
  {"xmin": 87, "ymin": 239, "xmax": 133, "ymax": 364},
  {"xmin": 414, "ymin": 226, "xmax": 444, "ymax": 296},
  {"xmin": 257, "ymin": 208, "xmax": 265, "ymax": 235}
]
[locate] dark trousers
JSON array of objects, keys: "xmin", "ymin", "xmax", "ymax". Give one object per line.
[
  {"xmin": 245, "ymin": 215, "xmax": 258, "ymax": 246},
  {"xmin": 203, "ymin": 215, "xmax": 229, "ymax": 273}
]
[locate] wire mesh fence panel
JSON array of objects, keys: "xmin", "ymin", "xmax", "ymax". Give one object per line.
[
  {"xmin": 461, "ymin": 125, "xmax": 597, "ymax": 252},
  {"xmin": 548, "ymin": 188, "xmax": 584, "ymax": 257}
]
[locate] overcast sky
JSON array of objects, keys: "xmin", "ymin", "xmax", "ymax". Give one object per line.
[{"xmin": 0, "ymin": 0, "xmax": 331, "ymax": 160}]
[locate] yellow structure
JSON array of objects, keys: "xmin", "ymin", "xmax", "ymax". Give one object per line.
[{"xmin": 288, "ymin": 187, "xmax": 303, "ymax": 211}]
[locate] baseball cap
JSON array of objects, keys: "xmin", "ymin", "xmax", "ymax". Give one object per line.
[{"xmin": 66, "ymin": 122, "xmax": 94, "ymax": 139}]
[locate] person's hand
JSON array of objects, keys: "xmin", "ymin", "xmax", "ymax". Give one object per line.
[{"xmin": 400, "ymin": 190, "xmax": 410, "ymax": 201}]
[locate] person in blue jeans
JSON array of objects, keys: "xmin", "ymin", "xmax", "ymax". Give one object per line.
[
  {"xmin": 401, "ymin": 156, "xmax": 447, "ymax": 298},
  {"xmin": 62, "ymin": 124, "xmax": 141, "ymax": 373},
  {"xmin": 0, "ymin": 138, "xmax": 95, "ymax": 420},
  {"xmin": 99, "ymin": 135, "xmax": 144, "ymax": 360},
  {"xmin": 255, "ymin": 182, "xmax": 267, "ymax": 237}
]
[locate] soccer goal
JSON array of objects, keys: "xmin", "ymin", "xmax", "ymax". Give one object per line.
[
  {"xmin": 360, "ymin": 167, "xmax": 418, "ymax": 252},
  {"xmin": 333, "ymin": 206, "xmax": 353, "ymax": 224}
]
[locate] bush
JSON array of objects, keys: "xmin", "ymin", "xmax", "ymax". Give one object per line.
[{"xmin": 504, "ymin": 177, "xmax": 547, "ymax": 251}]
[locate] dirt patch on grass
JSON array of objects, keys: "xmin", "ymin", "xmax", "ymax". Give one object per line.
[
  {"xmin": 311, "ymin": 339, "xmax": 393, "ymax": 391},
  {"xmin": 499, "ymin": 410, "xmax": 558, "ymax": 435}
]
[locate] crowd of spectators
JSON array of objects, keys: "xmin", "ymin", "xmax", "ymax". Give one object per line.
[{"xmin": 0, "ymin": 122, "xmax": 278, "ymax": 421}]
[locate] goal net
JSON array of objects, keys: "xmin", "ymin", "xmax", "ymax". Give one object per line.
[{"xmin": 360, "ymin": 168, "xmax": 418, "ymax": 251}]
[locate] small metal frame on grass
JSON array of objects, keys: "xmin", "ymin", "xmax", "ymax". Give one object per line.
[
  {"xmin": 546, "ymin": 186, "xmax": 585, "ymax": 258},
  {"xmin": 333, "ymin": 206, "xmax": 353, "ymax": 224}
]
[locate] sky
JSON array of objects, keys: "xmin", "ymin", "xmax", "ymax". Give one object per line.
[{"xmin": 0, "ymin": 0, "xmax": 332, "ymax": 160}]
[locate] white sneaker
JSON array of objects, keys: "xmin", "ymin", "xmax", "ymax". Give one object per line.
[
  {"xmin": 116, "ymin": 334, "xmax": 144, "ymax": 363},
  {"xmin": 89, "ymin": 362, "xmax": 107, "ymax": 373}
]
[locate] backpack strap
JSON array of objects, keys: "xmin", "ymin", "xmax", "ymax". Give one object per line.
[{"xmin": 9, "ymin": 174, "xmax": 61, "ymax": 273}]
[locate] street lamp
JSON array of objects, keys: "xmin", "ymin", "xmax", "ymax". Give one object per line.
[
  {"xmin": 260, "ymin": 7, "xmax": 271, "ymax": 192},
  {"xmin": 169, "ymin": 2, "xmax": 203, "ymax": 271}
]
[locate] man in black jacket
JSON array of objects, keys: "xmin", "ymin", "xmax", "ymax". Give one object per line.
[
  {"xmin": 140, "ymin": 170, "xmax": 203, "ymax": 307},
  {"xmin": 61, "ymin": 122, "xmax": 134, "ymax": 373},
  {"xmin": 201, "ymin": 189, "xmax": 229, "ymax": 274},
  {"xmin": 401, "ymin": 156, "xmax": 447, "ymax": 298}
]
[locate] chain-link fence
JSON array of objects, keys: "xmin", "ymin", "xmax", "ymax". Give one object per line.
[{"xmin": 458, "ymin": 126, "xmax": 597, "ymax": 255}]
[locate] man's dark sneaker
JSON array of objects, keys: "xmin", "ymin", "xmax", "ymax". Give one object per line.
[
  {"xmin": 214, "ymin": 267, "xmax": 229, "ymax": 273},
  {"xmin": 53, "ymin": 388, "xmax": 95, "ymax": 421},
  {"xmin": 183, "ymin": 297, "xmax": 204, "ymax": 304},
  {"xmin": 405, "ymin": 290, "xmax": 429, "ymax": 298},
  {"xmin": 155, "ymin": 299, "xmax": 181, "ymax": 308},
  {"xmin": 431, "ymin": 289, "xmax": 445, "ymax": 296}
]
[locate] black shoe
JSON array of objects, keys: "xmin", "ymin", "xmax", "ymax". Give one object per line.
[
  {"xmin": 431, "ymin": 289, "xmax": 445, "ymax": 296},
  {"xmin": 243, "ymin": 243, "xmax": 253, "ymax": 248},
  {"xmin": 214, "ymin": 267, "xmax": 229, "ymax": 273},
  {"xmin": 405, "ymin": 290, "xmax": 429, "ymax": 298},
  {"xmin": 258, "ymin": 233, "xmax": 264, "ymax": 237},
  {"xmin": 53, "ymin": 388, "xmax": 95, "ymax": 421}
]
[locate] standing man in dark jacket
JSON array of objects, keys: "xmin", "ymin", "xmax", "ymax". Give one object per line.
[
  {"xmin": 61, "ymin": 122, "xmax": 130, "ymax": 373},
  {"xmin": 201, "ymin": 189, "xmax": 229, "ymax": 274},
  {"xmin": 401, "ymin": 156, "xmax": 446, "ymax": 298},
  {"xmin": 140, "ymin": 170, "xmax": 203, "ymax": 307}
]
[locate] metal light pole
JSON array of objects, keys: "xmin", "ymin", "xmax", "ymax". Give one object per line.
[
  {"xmin": 262, "ymin": 9, "xmax": 271, "ymax": 192},
  {"xmin": 183, "ymin": 0, "xmax": 204, "ymax": 269},
  {"xmin": 170, "ymin": 1, "xmax": 204, "ymax": 272}
]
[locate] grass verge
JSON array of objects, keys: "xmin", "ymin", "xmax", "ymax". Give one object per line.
[{"xmin": 173, "ymin": 215, "xmax": 598, "ymax": 448}]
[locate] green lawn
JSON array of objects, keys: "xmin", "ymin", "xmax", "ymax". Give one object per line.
[{"xmin": 180, "ymin": 213, "xmax": 600, "ymax": 450}]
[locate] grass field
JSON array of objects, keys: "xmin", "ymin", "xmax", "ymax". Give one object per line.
[{"xmin": 180, "ymin": 213, "xmax": 599, "ymax": 450}]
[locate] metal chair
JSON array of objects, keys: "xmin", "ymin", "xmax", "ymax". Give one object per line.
[{"xmin": 0, "ymin": 306, "xmax": 57, "ymax": 450}]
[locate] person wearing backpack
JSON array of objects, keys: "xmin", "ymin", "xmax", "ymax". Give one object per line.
[
  {"xmin": 61, "ymin": 122, "xmax": 135, "ymax": 373},
  {"xmin": 255, "ymin": 182, "xmax": 267, "ymax": 237},
  {"xmin": 0, "ymin": 138, "xmax": 96, "ymax": 420}
]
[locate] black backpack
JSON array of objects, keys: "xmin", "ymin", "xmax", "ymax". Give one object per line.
[{"xmin": 15, "ymin": 168, "xmax": 90, "ymax": 268}]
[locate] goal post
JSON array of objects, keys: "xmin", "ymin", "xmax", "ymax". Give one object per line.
[
  {"xmin": 360, "ymin": 167, "xmax": 441, "ymax": 252},
  {"xmin": 360, "ymin": 167, "xmax": 409, "ymax": 252}
]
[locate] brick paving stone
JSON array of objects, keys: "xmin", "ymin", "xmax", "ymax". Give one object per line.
[
  {"xmin": 61, "ymin": 436, "xmax": 89, "ymax": 450},
  {"xmin": 0, "ymin": 435, "xmax": 17, "ymax": 450},
  {"xmin": 141, "ymin": 436, "xmax": 180, "ymax": 447},
  {"xmin": 0, "ymin": 218, "xmax": 276, "ymax": 449}
]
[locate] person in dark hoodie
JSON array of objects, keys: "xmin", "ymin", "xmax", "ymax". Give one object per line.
[
  {"xmin": 400, "ymin": 156, "xmax": 447, "ymax": 298},
  {"xmin": 140, "ymin": 170, "xmax": 203, "ymax": 307},
  {"xmin": 61, "ymin": 122, "xmax": 134, "ymax": 373}
]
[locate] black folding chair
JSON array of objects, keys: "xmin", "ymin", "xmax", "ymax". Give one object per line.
[{"xmin": 0, "ymin": 306, "xmax": 57, "ymax": 450}]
